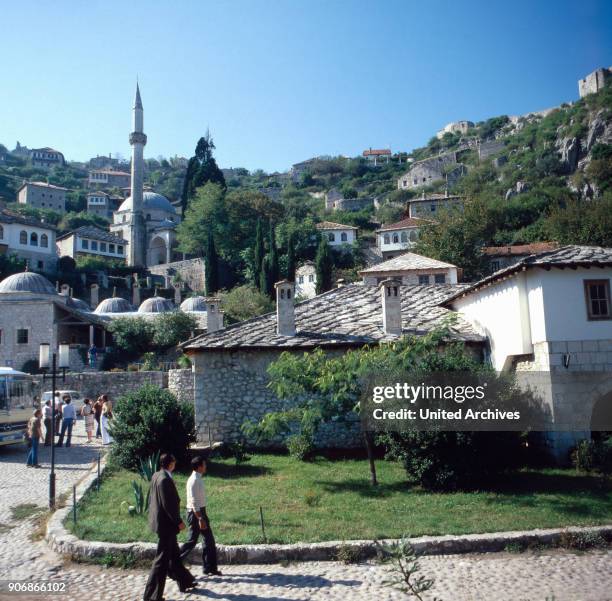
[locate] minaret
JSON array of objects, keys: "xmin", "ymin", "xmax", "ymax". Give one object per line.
[{"xmin": 128, "ymin": 83, "xmax": 147, "ymax": 267}]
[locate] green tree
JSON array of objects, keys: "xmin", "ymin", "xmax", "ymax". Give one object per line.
[
  {"xmin": 268, "ymin": 221, "xmax": 279, "ymax": 285},
  {"xmin": 259, "ymin": 254, "xmax": 274, "ymax": 298},
  {"xmin": 218, "ymin": 285, "xmax": 274, "ymax": 323},
  {"xmin": 286, "ymin": 233, "xmax": 296, "ymax": 281},
  {"xmin": 315, "ymin": 238, "xmax": 333, "ymax": 294},
  {"xmin": 253, "ymin": 219, "xmax": 265, "ymax": 285},
  {"xmin": 205, "ymin": 228, "xmax": 220, "ymax": 295},
  {"xmin": 151, "ymin": 311, "xmax": 198, "ymax": 349},
  {"xmin": 107, "ymin": 317, "xmax": 154, "ymax": 359}
]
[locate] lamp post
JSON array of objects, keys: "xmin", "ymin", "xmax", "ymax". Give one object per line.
[{"xmin": 39, "ymin": 343, "xmax": 70, "ymax": 510}]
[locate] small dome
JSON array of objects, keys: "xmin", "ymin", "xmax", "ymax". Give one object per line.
[
  {"xmin": 67, "ymin": 297, "xmax": 91, "ymax": 311},
  {"xmin": 118, "ymin": 191, "xmax": 175, "ymax": 214},
  {"xmin": 94, "ymin": 296, "xmax": 132, "ymax": 314},
  {"xmin": 180, "ymin": 296, "xmax": 207, "ymax": 311},
  {"xmin": 138, "ymin": 295, "xmax": 173, "ymax": 313},
  {"xmin": 0, "ymin": 271, "xmax": 56, "ymax": 295}
]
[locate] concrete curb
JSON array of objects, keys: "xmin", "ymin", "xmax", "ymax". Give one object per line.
[{"xmin": 46, "ymin": 459, "xmax": 612, "ymax": 565}]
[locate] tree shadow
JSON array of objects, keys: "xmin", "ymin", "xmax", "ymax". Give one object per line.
[
  {"xmin": 317, "ymin": 478, "xmax": 411, "ymax": 498},
  {"xmin": 486, "ymin": 470, "xmax": 612, "ymax": 496},
  {"xmin": 206, "ymin": 463, "xmax": 273, "ymax": 479}
]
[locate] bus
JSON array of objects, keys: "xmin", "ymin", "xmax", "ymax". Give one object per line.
[{"xmin": 0, "ymin": 367, "xmax": 36, "ymax": 447}]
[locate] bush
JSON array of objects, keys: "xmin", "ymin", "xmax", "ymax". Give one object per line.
[
  {"xmin": 286, "ymin": 434, "xmax": 314, "ymax": 461},
  {"xmin": 379, "ymin": 431, "xmax": 523, "ymax": 491},
  {"xmin": 110, "ymin": 385, "xmax": 196, "ymax": 470},
  {"xmin": 572, "ymin": 436, "xmax": 612, "ymax": 474}
]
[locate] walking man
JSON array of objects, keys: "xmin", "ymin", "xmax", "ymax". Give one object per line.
[
  {"xmin": 43, "ymin": 400, "xmax": 53, "ymax": 446},
  {"xmin": 56, "ymin": 395, "xmax": 75, "ymax": 447},
  {"xmin": 180, "ymin": 457, "xmax": 221, "ymax": 576},
  {"xmin": 143, "ymin": 453, "xmax": 196, "ymax": 601}
]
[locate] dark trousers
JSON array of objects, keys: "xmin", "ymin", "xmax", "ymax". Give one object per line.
[
  {"xmin": 44, "ymin": 418, "xmax": 52, "ymax": 446},
  {"xmin": 144, "ymin": 532, "xmax": 194, "ymax": 601},
  {"xmin": 57, "ymin": 418, "xmax": 74, "ymax": 447},
  {"xmin": 54, "ymin": 414, "xmax": 62, "ymax": 436},
  {"xmin": 180, "ymin": 507, "xmax": 218, "ymax": 572},
  {"xmin": 95, "ymin": 415, "xmax": 101, "ymax": 438},
  {"xmin": 26, "ymin": 437, "xmax": 39, "ymax": 466}
]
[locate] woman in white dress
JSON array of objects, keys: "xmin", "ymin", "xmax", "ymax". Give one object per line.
[{"xmin": 100, "ymin": 399, "xmax": 114, "ymax": 445}]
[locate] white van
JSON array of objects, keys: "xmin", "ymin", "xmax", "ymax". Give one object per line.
[{"xmin": 41, "ymin": 390, "xmax": 85, "ymax": 415}]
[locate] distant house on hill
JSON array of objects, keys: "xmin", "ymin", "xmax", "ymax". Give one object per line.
[
  {"xmin": 88, "ymin": 154, "xmax": 121, "ymax": 170},
  {"xmin": 362, "ymin": 148, "xmax": 391, "ymax": 166},
  {"xmin": 29, "ymin": 147, "xmax": 65, "ymax": 169},
  {"xmin": 17, "ymin": 181, "xmax": 68, "ymax": 213},
  {"xmin": 578, "ymin": 67, "xmax": 612, "ymax": 98},
  {"xmin": 483, "ymin": 242, "xmax": 559, "ymax": 273},
  {"xmin": 88, "ymin": 168, "xmax": 131, "ymax": 190},
  {"xmin": 56, "ymin": 226, "xmax": 127, "ymax": 263},
  {"xmin": 316, "ymin": 221, "xmax": 358, "ymax": 247},
  {"xmin": 407, "ymin": 192, "xmax": 464, "ymax": 219},
  {"xmin": 397, "ymin": 152, "xmax": 465, "ymax": 190},
  {"xmin": 436, "ymin": 121, "xmax": 474, "ymax": 139},
  {"xmin": 359, "ymin": 252, "xmax": 459, "ymax": 286},
  {"xmin": 375, "ymin": 217, "xmax": 431, "ymax": 259},
  {"xmin": 86, "ymin": 191, "xmax": 122, "ymax": 220},
  {"xmin": 295, "ymin": 262, "xmax": 317, "ymax": 299}
]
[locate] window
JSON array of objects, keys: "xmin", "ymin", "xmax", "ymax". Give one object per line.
[
  {"xmin": 19, "ymin": 230, "xmax": 27, "ymax": 244},
  {"xmin": 30, "ymin": 232, "xmax": 38, "ymax": 246},
  {"xmin": 298, "ymin": 276, "xmax": 304, "ymax": 284},
  {"xmin": 341, "ymin": 232, "xmax": 347, "ymax": 242},
  {"xmin": 409, "ymin": 230, "xmax": 418, "ymax": 241},
  {"xmin": 400, "ymin": 232, "xmax": 408, "ymax": 243},
  {"xmin": 584, "ymin": 280, "xmax": 611, "ymax": 320},
  {"xmin": 328, "ymin": 233, "xmax": 335, "ymax": 242},
  {"xmin": 308, "ymin": 274, "xmax": 314, "ymax": 282},
  {"xmin": 81, "ymin": 239, "xmax": 89, "ymax": 250},
  {"xmin": 118, "ymin": 245, "xmax": 124, "ymax": 255},
  {"xmin": 490, "ymin": 260, "xmax": 500, "ymax": 272},
  {"xmin": 109, "ymin": 243, "xmax": 115, "ymax": 254},
  {"xmin": 383, "ymin": 234, "xmax": 390, "ymax": 245},
  {"xmin": 17, "ymin": 329, "xmax": 28, "ymax": 344},
  {"xmin": 418, "ymin": 275, "xmax": 430, "ymax": 285},
  {"xmin": 392, "ymin": 234, "xmax": 399, "ymax": 244},
  {"xmin": 100, "ymin": 242, "xmax": 107, "ymax": 252},
  {"xmin": 37, "ymin": 260, "xmax": 44, "ymax": 270},
  {"xmin": 430, "ymin": 204, "xmax": 436, "ymax": 212},
  {"xmin": 0, "ymin": 225, "xmax": 3, "ymax": 239},
  {"xmin": 434, "ymin": 274, "xmax": 446, "ymax": 284},
  {"xmin": 40, "ymin": 234, "xmax": 48, "ymax": 248},
  {"xmin": 91, "ymin": 241, "xmax": 98, "ymax": 251}
]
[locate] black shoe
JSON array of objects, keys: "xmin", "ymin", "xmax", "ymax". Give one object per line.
[
  {"xmin": 205, "ymin": 570, "xmax": 223, "ymax": 576},
  {"xmin": 179, "ymin": 581, "xmax": 196, "ymax": 593}
]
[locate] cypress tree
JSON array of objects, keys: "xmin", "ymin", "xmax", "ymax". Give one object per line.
[
  {"xmin": 259, "ymin": 255, "xmax": 273, "ymax": 298},
  {"xmin": 315, "ymin": 237, "xmax": 333, "ymax": 294},
  {"xmin": 286, "ymin": 233, "xmax": 296, "ymax": 281},
  {"xmin": 205, "ymin": 228, "xmax": 219, "ymax": 295},
  {"xmin": 253, "ymin": 219, "xmax": 264, "ymax": 285},
  {"xmin": 268, "ymin": 221, "xmax": 279, "ymax": 286}
]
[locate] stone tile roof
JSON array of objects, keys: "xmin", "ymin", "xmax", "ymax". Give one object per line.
[
  {"xmin": 56, "ymin": 226, "xmax": 127, "ymax": 244},
  {"xmin": 0, "ymin": 209, "xmax": 57, "ymax": 230},
  {"xmin": 363, "ymin": 148, "xmax": 392, "ymax": 156},
  {"xmin": 185, "ymin": 283, "xmax": 483, "ymax": 352},
  {"xmin": 444, "ymin": 245, "xmax": 612, "ymax": 304},
  {"xmin": 359, "ymin": 252, "xmax": 456, "ymax": 274},
  {"xmin": 376, "ymin": 217, "xmax": 431, "ymax": 232},
  {"xmin": 316, "ymin": 221, "xmax": 358, "ymax": 231},
  {"xmin": 18, "ymin": 181, "xmax": 68, "ymax": 191},
  {"xmin": 482, "ymin": 242, "xmax": 559, "ymax": 256}
]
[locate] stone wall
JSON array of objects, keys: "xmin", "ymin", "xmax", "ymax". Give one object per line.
[
  {"xmin": 168, "ymin": 368, "xmax": 194, "ymax": 405},
  {"xmin": 149, "ymin": 258, "xmax": 205, "ymax": 292},
  {"xmin": 191, "ymin": 349, "xmax": 362, "ymax": 448},
  {"xmin": 31, "ymin": 370, "xmax": 167, "ymax": 401}
]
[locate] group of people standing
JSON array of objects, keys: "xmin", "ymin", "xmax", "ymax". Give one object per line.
[{"xmin": 25, "ymin": 393, "xmax": 114, "ymax": 467}]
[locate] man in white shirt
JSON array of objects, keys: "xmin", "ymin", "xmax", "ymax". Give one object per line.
[
  {"xmin": 56, "ymin": 395, "xmax": 76, "ymax": 447},
  {"xmin": 179, "ymin": 456, "xmax": 221, "ymax": 576}
]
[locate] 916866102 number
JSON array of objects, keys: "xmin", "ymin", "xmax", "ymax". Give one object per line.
[{"xmin": 0, "ymin": 580, "xmax": 68, "ymax": 595}]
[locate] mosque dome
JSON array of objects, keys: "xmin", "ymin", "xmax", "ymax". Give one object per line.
[
  {"xmin": 138, "ymin": 294, "xmax": 174, "ymax": 313},
  {"xmin": 0, "ymin": 271, "xmax": 56, "ymax": 295},
  {"xmin": 67, "ymin": 297, "xmax": 91, "ymax": 312},
  {"xmin": 180, "ymin": 296, "xmax": 207, "ymax": 311},
  {"xmin": 118, "ymin": 191, "xmax": 175, "ymax": 214},
  {"xmin": 94, "ymin": 296, "xmax": 132, "ymax": 314}
]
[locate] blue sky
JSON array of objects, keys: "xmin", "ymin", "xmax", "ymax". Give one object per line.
[{"xmin": 1, "ymin": 0, "xmax": 610, "ymax": 173}]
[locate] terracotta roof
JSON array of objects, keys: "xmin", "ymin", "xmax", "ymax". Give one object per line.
[
  {"xmin": 184, "ymin": 283, "xmax": 483, "ymax": 352},
  {"xmin": 363, "ymin": 148, "xmax": 392, "ymax": 156},
  {"xmin": 482, "ymin": 242, "xmax": 559, "ymax": 257},
  {"xmin": 443, "ymin": 245, "xmax": 612, "ymax": 305},
  {"xmin": 376, "ymin": 217, "xmax": 432, "ymax": 232},
  {"xmin": 360, "ymin": 252, "xmax": 456, "ymax": 274},
  {"xmin": 316, "ymin": 221, "xmax": 358, "ymax": 231},
  {"xmin": 0, "ymin": 209, "xmax": 56, "ymax": 230}
]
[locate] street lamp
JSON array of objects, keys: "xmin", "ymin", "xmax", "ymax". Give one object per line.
[{"xmin": 39, "ymin": 343, "xmax": 70, "ymax": 509}]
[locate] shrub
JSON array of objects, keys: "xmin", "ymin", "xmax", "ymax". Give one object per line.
[
  {"xmin": 572, "ymin": 436, "xmax": 612, "ymax": 474},
  {"xmin": 110, "ymin": 385, "xmax": 196, "ymax": 470},
  {"xmin": 286, "ymin": 434, "xmax": 314, "ymax": 461},
  {"xmin": 151, "ymin": 311, "xmax": 198, "ymax": 349}
]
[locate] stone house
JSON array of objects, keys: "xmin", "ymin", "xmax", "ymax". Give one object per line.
[
  {"xmin": 88, "ymin": 169, "xmax": 131, "ymax": 189},
  {"xmin": 184, "ymin": 280, "xmax": 484, "ymax": 447},
  {"xmin": 436, "ymin": 121, "xmax": 474, "ymax": 139},
  {"xmin": 397, "ymin": 152, "xmax": 464, "ymax": 190},
  {"xmin": 316, "ymin": 221, "xmax": 358, "ymax": 247},
  {"xmin": 17, "ymin": 182, "xmax": 68, "ymax": 213},
  {"xmin": 86, "ymin": 191, "xmax": 121, "ymax": 219},
  {"xmin": 407, "ymin": 192, "xmax": 464, "ymax": 219},
  {"xmin": 375, "ymin": 217, "xmax": 430, "ymax": 259},
  {"xmin": 483, "ymin": 242, "xmax": 559, "ymax": 273},
  {"xmin": 445, "ymin": 245, "xmax": 612, "ymax": 459},
  {"xmin": 29, "ymin": 147, "xmax": 65, "ymax": 169},
  {"xmin": 56, "ymin": 226, "xmax": 127, "ymax": 263},
  {"xmin": 578, "ymin": 67, "xmax": 611, "ymax": 98},
  {"xmin": 0, "ymin": 209, "xmax": 58, "ymax": 272},
  {"xmin": 362, "ymin": 148, "xmax": 391, "ymax": 166},
  {"xmin": 359, "ymin": 252, "xmax": 459, "ymax": 286},
  {"xmin": 295, "ymin": 262, "xmax": 317, "ymax": 299}
]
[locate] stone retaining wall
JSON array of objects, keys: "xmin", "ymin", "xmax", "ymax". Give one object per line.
[{"xmin": 167, "ymin": 368, "xmax": 194, "ymax": 405}]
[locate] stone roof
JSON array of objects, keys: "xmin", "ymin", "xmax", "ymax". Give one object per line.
[
  {"xmin": 138, "ymin": 295, "xmax": 174, "ymax": 313},
  {"xmin": 444, "ymin": 245, "xmax": 612, "ymax": 304},
  {"xmin": 0, "ymin": 271, "xmax": 57, "ymax": 295},
  {"xmin": 482, "ymin": 242, "xmax": 559, "ymax": 257},
  {"xmin": 180, "ymin": 296, "xmax": 207, "ymax": 311},
  {"xmin": 376, "ymin": 217, "xmax": 431, "ymax": 232},
  {"xmin": 185, "ymin": 283, "xmax": 483, "ymax": 352},
  {"xmin": 17, "ymin": 181, "xmax": 68, "ymax": 192},
  {"xmin": 118, "ymin": 191, "xmax": 175, "ymax": 214},
  {"xmin": 0, "ymin": 209, "xmax": 56, "ymax": 230},
  {"xmin": 94, "ymin": 296, "xmax": 132, "ymax": 314},
  {"xmin": 363, "ymin": 148, "xmax": 391, "ymax": 156},
  {"xmin": 316, "ymin": 221, "xmax": 358, "ymax": 231},
  {"xmin": 359, "ymin": 252, "xmax": 456, "ymax": 275},
  {"xmin": 57, "ymin": 226, "xmax": 127, "ymax": 244}
]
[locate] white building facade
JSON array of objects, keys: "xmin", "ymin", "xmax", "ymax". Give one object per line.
[
  {"xmin": 295, "ymin": 262, "xmax": 317, "ymax": 299},
  {"xmin": 316, "ymin": 221, "xmax": 357, "ymax": 247},
  {"xmin": 376, "ymin": 217, "xmax": 428, "ymax": 259},
  {"xmin": 57, "ymin": 226, "xmax": 126, "ymax": 262}
]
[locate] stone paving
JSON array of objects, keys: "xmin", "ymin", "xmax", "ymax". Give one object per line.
[{"xmin": 1, "ymin": 429, "xmax": 612, "ymax": 601}]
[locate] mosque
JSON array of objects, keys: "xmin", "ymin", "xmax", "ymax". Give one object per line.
[{"xmin": 109, "ymin": 84, "xmax": 180, "ymax": 268}]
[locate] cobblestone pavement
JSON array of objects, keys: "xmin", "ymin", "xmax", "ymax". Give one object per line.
[{"xmin": 1, "ymin": 430, "xmax": 612, "ymax": 601}]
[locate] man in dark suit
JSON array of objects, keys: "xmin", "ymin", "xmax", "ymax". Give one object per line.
[{"xmin": 143, "ymin": 453, "xmax": 197, "ymax": 601}]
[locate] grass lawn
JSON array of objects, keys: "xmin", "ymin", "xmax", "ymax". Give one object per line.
[{"xmin": 68, "ymin": 454, "xmax": 612, "ymax": 545}]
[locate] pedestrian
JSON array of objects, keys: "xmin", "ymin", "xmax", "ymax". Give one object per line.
[
  {"xmin": 180, "ymin": 456, "xmax": 221, "ymax": 576},
  {"xmin": 88, "ymin": 344, "xmax": 97, "ymax": 369},
  {"xmin": 93, "ymin": 395, "xmax": 104, "ymax": 438},
  {"xmin": 43, "ymin": 400, "xmax": 53, "ymax": 446},
  {"xmin": 81, "ymin": 398, "xmax": 94, "ymax": 443},
  {"xmin": 100, "ymin": 398, "xmax": 113, "ymax": 445},
  {"xmin": 56, "ymin": 395, "xmax": 76, "ymax": 447},
  {"xmin": 54, "ymin": 392, "xmax": 63, "ymax": 437},
  {"xmin": 26, "ymin": 409, "xmax": 42, "ymax": 468},
  {"xmin": 143, "ymin": 453, "xmax": 196, "ymax": 601}
]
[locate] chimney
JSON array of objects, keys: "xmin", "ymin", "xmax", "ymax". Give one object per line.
[
  {"xmin": 60, "ymin": 284, "xmax": 70, "ymax": 296},
  {"xmin": 379, "ymin": 279, "xmax": 402, "ymax": 336},
  {"xmin": 275, "ymin": 280, "xmax": 295, "ymax": 336},
  {"xmin": 90, "ymin": 283, "xmax": 99, "ymax": 307},
  {"xmin": 336, "ymin": 278, "xmax": 346, "ymax": 288},
  {"xmin": 204, "ymin": 297, "xmax": 223, "ymax": 333}
]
